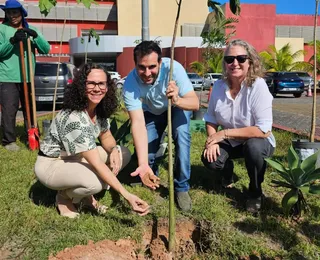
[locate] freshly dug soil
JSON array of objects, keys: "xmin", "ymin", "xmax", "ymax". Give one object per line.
[{"xmin": 49, "ymin": 218, "xmax": 203, "ymax": 260}]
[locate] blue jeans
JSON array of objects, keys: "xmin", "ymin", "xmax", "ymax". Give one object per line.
[{"xmin": 144, "ymin": 107, "xmax": 192, "ymax": 192}]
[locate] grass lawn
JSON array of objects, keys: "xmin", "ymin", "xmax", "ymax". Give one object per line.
[{"xmin": 0, "ymin": 113, "xmax": 320, "ymax": 259}]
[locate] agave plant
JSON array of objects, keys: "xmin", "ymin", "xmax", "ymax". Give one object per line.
[{"xmin": 265, "ymin": 145, "xmax": 320, "ymax": 218}]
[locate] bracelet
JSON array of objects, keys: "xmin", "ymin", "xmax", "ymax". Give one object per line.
[
  {"xmin": 224, "ymin": 129, "xmax": 229, "ymax": 140},
  {"xmin": 110, "ymin": 145, "xmax": 121, "ymax": 153}
]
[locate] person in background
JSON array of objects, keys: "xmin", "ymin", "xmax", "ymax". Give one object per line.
[
  {"xmin": 0, "ymin": 0, "xmax": 50, "ymax": 151},
  {"xmin": 202, "ymin": 39, "xmax": 275, "ymax": 213},
  {"xmin": 34, "ymin": 63, "xmax": 150, "ymax": 218},
  {"xmin": 123, "ymin": 41, "xmax": 199, "ymax": 212}
]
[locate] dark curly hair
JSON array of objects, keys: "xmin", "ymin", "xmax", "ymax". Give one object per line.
[{"xmin": 63, "ymin": 63, "xmax": 118, "ymax": 119}]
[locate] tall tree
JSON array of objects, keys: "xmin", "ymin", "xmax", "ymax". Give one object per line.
[{"xmin": 260, "ymin": 43, "xmax": 308, "ymax": 72}]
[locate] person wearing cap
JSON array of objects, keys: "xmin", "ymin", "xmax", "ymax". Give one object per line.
[{"xmin": 0, "ymin": 0, "xmax": 50, "ymax": 151}]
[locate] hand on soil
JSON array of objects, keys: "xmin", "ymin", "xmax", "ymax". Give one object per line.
[{"xmin": 127, "ymin": 194, "xmax": 150, "ymax": 216}]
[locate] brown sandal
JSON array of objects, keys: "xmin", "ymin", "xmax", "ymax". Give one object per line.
[{"xmin": 56, "ymin": 191, "xmax": 80, "ymax": 219}]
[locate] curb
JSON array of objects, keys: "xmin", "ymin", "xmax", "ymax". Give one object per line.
[
  {"xmin": 16, "ymin": 111, "xmax": 53, "ymax": 123},
  {"xmin": 272, "ymin": 123, "xmax": 320, "ymax": 141}
]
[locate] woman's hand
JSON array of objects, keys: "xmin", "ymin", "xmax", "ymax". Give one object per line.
[
  {"xmin": 125, "ymin": 193, "xmax": 150, "ymax": 216},
  {"xmin": 206, "ymin": 131, "xmax": 225, "ymax": 148},
  {"xmin": 131, "ymin": 164, "xmax": 160, "ymax": 190},
  {"xmin": 204, "ymin": 144, "xmax": 220, "ymax": 162},
  {"xmin": 109, "ymin": 149, "xmax": 121, "ymax": 175}
]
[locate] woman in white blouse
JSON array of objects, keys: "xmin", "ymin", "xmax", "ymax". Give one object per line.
[
  {"xmin": 202, "ymin": 39, "xmax": 275, "ymax": 213},
  {"xmin": 35, "ymin": 63, "xmax": 153, "ymax": 218}
]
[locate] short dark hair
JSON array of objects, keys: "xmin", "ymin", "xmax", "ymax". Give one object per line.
[
  {"xmin": 133, "ymin": 41, "xmax": 162, "ymax": 64},
  {"xmin": 63, "ymin": 63, "xmax": 118, "ymax": 120}
]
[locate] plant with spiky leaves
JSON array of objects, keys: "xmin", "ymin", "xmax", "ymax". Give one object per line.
[{"xmin": 265, "ymin": 146, "xmax": 320, "ymax": 218}]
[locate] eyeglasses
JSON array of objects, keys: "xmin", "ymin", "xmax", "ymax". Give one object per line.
[
  {"xmin": 86, "ymin": 81, "xmax": 108, "ymax": 91},
  {"xmin": 224, "ymin": 55, "xmax": 249, "ymax": 64}
]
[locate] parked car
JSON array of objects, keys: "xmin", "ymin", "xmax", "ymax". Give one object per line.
[
  {"xmin": 187, "ymin": 73, "xmax": 203, "ymax": 90},
  {"xmin": 115, "ymin": 76, "xmax": 126, "ymax": 89},
  {"xmin": 203, "ymin": 73, "xmax": 222, "ymax": 89},
  {"xmin": 264, "ymin": 72, "xmax": 304, "ymax": 98},
  {"xmin": 34, "ymin": 62, "xmax": 75, "ymax": 106},
  {"xmin": 107, "ymin": 71, "xmax": 121, "ymax": 83},
  {"xmin": 294, "ymin": 71, "xmax": 314, "ymax": 90}
]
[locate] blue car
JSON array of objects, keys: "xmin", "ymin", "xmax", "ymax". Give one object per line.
[{"xmin": 264, "ymin": 72, "xmax": 305, "ymax": 98}]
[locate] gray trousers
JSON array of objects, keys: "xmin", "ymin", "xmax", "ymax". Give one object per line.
[{"xmin": 34, "ymin": 146, "xmax": 131, "ymax": 200}]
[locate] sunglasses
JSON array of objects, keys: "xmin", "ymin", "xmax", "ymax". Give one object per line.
[{"xmin": 224, "ymin": 55, "xmax": 249, "ymax": 64}]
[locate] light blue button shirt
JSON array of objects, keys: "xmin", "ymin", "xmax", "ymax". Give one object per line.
[
  {"xmin": 204, "ymin": 78, "xmax": 276, "ymax": 147},
  {"xmin": 123, "ymin": 57, "xmax": 193, "ymax": 115}
]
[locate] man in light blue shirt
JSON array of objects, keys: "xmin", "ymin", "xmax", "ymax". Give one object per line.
[{"xmin": 123, "ymin": 41, "xmax": 199, "ymax": 211}]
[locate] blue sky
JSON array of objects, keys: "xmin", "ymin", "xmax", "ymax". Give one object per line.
[{"xmin": 218, "ymin": 0, "xmax": 319, "ymax": 15}]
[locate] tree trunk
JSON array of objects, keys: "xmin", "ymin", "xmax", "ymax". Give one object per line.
[
  {"xmin": 310, "ymin": 0, "xmax": 319, "ymax": 142},
  {"xmin": 168, "ymin": 0, "xmax": 183, "ymax": 253}
]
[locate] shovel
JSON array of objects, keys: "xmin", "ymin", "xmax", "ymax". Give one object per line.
[
  {"xmin": 26, "ymin": 37, "xmax": 40, "ymax": 149},
  {"xmin": 19, "ymin": 39, "xmax": 39, "ymax": 150}
]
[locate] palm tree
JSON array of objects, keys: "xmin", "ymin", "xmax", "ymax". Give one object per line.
[
  {"xmin": 189, "ymin": 49, "xmax": 223, "ymax": 75},
  {"xmin": 260, "ymin": 43, "xmax": 309, "ymax": 72}
]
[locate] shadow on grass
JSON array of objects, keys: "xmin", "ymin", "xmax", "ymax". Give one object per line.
[
  {"xmin": 300, "ymin": 221, "xmax": 320, "ymax": 247},
  {"xmin": 234, "ymin": 215, "xmax": 300, "ymax": 251},
  {"xmin": 189, "ymin": 164, "xmax": 247, "ymax": 211},
  {"xmin": 29, "ymin": 180, "xmax": 56, "ymax": 207}
]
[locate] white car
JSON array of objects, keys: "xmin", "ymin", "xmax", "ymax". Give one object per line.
[
  {"xmin": 107, "ymin": 71, "xmax": 121, "ymax": 82},
  {"xmin": 203, "ymin": 73, "xmax": 222, "ymax": 89},
  {"xmin": 116, "ymin": 76, "xmax": 126, "ymax": 89}
]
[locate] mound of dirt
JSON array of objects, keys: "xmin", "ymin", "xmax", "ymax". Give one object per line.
[{"xmin": 49, "ymin": 218, "xmax": 203, "ymax": 260}]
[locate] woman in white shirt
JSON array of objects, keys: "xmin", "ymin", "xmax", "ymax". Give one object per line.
[{"xmin": 202, "ymin": 39, "xmax": 275, "ymax": 213}]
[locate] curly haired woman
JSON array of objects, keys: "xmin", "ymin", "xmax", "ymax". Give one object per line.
[
  {"xmin": 34, "ymin": 63, "xmax": 150, "ymax": 218},
  {"xmin": 202, "ymin": 39, "xmax": 275, "ymax": 213}
]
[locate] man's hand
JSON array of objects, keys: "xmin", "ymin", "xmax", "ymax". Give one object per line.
[
  {"xmin": 23, "ymin": 28, "xmax": 38, "ymax": 38},
  {"xmin": 166, "ymin": 81, "xmax": 180, "ymax": 106},
  {"xmin": 9, "ymin": 29, "xmax": 26, "ymax": 45},
  {"xmin": 131, "ymin": 164, "xmax": 160, "ymax": 190},
  {"xmin": 206, "ymin": 131, "xmax": 225, "ymax": 148}
]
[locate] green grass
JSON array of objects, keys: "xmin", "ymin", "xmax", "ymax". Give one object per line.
[{"xmin": 0, "ymin": 116, "xmax": 320, "ymax": 259}]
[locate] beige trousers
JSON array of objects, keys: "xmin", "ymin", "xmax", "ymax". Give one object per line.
[{"xmin": 34, "ymin": 146, "xmax": 131, "ymax": 200}]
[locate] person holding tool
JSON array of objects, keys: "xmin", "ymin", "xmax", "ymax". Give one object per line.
[
  {"xmin": 0, "ymin": 0, "xmax": 50, "ymax": 151},
  {"xmin": 123, "ymin": 41, "xmax": 199, "ymax": 211}
]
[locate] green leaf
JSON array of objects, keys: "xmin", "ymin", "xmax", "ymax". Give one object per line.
[
  {"xmin": 302, "ymin": 167, "xmax": 320, "ymax": 183},
  {"xmin": 229, "ymin": 0, "xmax": 241, "ymax": 15},
  {"xmin": 281, "ymin": 189, "xmax": 298, "ymax": 216},
  {"xmin": 39, "ymin": 0, "xmax": 57, "ymax": 16},
  {"xmin": 288, "ymin": 145, "xmax": 299, "ymax": 169},
  {"xmin": 291, "ymin": 167, "xmax": 305, "ymax": 187},
  {"xmin": 79, "ymin": 0, "xmax": 94, "ymax": 9},
  {"xmin": 109, "ymin": 118, "xmax": 118, "ymax": 135},
  {"xmin": 271, "ymin": 180, "xmax": 293, "ymax": 189},
  {"xmin": 265, "ymin": 158, "xmax": 288, "ymax": 174},
  {"xmin": 309, "ymin": 185, "xmax": 320, "ymax": 194},
  {"xmin": 300, "ymin": 185, "xmax": 310, "ymax": 194},
  {"xmin": 115, "ymin": 119, "xmax": 131, "ymax": 141},
  {"xmin": 301, "ymin": 150, "xmax": 319, "ymax": 174}
]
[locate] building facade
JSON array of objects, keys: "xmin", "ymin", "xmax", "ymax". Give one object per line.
[{"xmin": 0, "ymin": 1, "xmax": 319, "ymax": 77}]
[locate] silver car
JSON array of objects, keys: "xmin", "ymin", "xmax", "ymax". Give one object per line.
[
  {"xmin": 203, "ymin": 73, "xmax": 222, "ymax": 89},
  {"xmin": 295, "ymin": 72, "xmax": 314, "ymax": 90},
  {"xmin": 187, "ymin": 73, "xmax": 203, "ymax": 90}
]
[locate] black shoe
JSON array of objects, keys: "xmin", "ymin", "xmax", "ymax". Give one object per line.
[
  {"xmin": 221, "ymin": 177, "xmax": 233, "ymax": 188},
  {"xmin": 246, "ymin": 196, "xmax": 262, "ymax": 213}
]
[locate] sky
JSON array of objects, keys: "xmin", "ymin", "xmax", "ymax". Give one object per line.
[{"xmin": 218, "ymin": 0, "xmax": 319, "ymax": 15}]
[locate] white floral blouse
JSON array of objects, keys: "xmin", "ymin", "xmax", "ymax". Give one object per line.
[{"xmin": 40, "ymin": 110, "xmax": 110, "ymax": 158}]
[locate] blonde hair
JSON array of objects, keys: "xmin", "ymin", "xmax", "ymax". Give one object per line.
[{"xmin": 222, "ymin": 39, "xmax": 265, "ymax": 86}]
